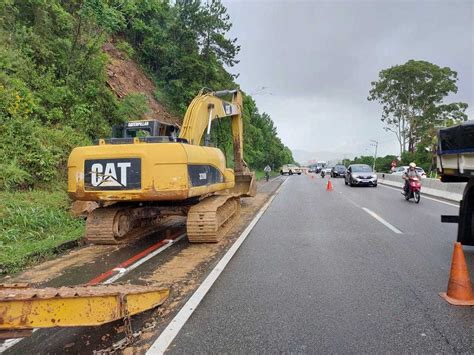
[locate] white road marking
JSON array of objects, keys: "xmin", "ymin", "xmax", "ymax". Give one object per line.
[
  {"xmin": 362, "ymin": 207, "xmax": 403, "ymax": 234},
  {"xmin": 269, "ymin": 175, "xmax": 282, "ymax": 182},
  {"xmin": 0, "ymin": 337, "xmax": 26, "ymax": 353},
  {"xmin": 0, "ymin": 234, "xmax": 187, "ymax": 353},
  {"xmin": 146, "ymin": 178, "xmax": 289, "ymax": 354},
  {"xmin": 378, "ymin": 184, "xmax": 459, "ymax": 208}
]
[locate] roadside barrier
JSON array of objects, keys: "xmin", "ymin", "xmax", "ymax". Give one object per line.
[
  {"xmin": 439, "ymin": 242, "xmax": 474, "ymax": 306},
  {"xmin": 377, "ymin": 173, "xmax": 465, "ymax": 202}
]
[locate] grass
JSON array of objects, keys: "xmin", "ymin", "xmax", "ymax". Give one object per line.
[{"xmin": 0, "ymin": 188, "xmax": 85, "ymax": 274}]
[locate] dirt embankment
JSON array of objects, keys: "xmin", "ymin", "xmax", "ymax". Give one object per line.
[{"xmin": 103, "ymin": 41, "xmax": 181, "ymax": 127}]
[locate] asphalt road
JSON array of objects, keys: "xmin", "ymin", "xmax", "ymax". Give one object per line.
[{"xmin": 168, "ymin": 174, "xmax": 474, "ymax": 353}]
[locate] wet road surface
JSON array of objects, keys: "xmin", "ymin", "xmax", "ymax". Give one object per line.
[{"xmin": 168, "ymin": 174, "xmax": 474, "ymax": 353}]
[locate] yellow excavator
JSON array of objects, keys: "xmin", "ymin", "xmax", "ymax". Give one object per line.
[
  {"xmin": 0, "ymin": 89, "xmax": 255, "ymax": 336},
  {"xmin": 68, "ymin": 88, "xmax": 255, "ymax": 244}
]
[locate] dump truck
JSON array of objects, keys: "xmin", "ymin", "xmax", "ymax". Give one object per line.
[
  {"xmin": 438, "ymin": 120, "xmax": 474, "ymax": 245},
  {"xmin": 0, "ymin": 89, "xmax": 255, "ymax": 337}
]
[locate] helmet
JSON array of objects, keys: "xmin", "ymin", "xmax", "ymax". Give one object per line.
[{"xmin": 409, "ymin": 162, "xmax": 416, "ymax": 168}]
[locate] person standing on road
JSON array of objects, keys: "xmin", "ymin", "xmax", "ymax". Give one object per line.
[
  {"xmin": 402, "ymin": 162, "xmax": 421, "ymax": 195},
  {"xmin": 264, "ymin": 165, "xmax": 271, "ymax": 182}
]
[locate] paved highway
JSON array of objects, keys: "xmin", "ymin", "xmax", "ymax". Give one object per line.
[{"xmin": 167, "ymin": 175, "xmax": 474, "ymax": 353}]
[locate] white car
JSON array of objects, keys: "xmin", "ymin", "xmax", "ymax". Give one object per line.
[
  {"xmin": 280, "ymin": 164, "xmax": 302, "ymax": 175},
  {"xmin": 392, "ymin": 166, "xmax": 427, "ymax": 178}
]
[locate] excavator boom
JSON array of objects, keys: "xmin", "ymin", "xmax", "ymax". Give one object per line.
[{"xmin": 179, "ymin": 89, "xmax": 256, "ymax": 197}]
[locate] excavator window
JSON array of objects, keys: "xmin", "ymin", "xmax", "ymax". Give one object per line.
[
  {"xmin": 126, "ymin": 128, "xmax": 152, "ymax": 138},
  {"xmin": 108, "ymin": 121, "xmax": 184, "ymax": 143}
]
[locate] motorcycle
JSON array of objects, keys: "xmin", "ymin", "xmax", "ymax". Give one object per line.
[
  {"xmin": 404, "ymin": 177, "xmax": 421, "ymax": 203},
  {"xmin": 321, "ymin": 171, "xmax": 325, "ymax": 178},
  {"xmin": 265, "ymin": 172, "xmax": 270, "ymax": 182}
]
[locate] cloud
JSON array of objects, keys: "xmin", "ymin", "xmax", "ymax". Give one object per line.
[{"xmin": 223, "ymin": 0, "xmax": 473, "ymax": 156}]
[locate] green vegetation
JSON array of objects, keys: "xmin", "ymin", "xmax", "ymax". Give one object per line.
[
  {"xmin": 0, "ymin": 0, "xmax": 293, "ymax": 273},
  {"xmin": 0, "ymin": 189, "xmax": 84, "ymax": 273},
  {"xmin": 344, "ymin": 155, "xmax": 396, "ymax": 173},
  {"xmin": 0, "ymin": 0, "xmax": 293, "ymax": 189},
  {"xmin": 342, "ymin": 60, "xmax": 469, "ymax": 174},
  {"xmin": 114, "ymin": 0, "xmax": 293, "ymax": 169},
  {"xmin": 368, "ymin": 60, "xmax": 468, "ymax": 170},
  {"xmin": 345, "ymin": 152, "xmax": 433, "ymax": 174}
]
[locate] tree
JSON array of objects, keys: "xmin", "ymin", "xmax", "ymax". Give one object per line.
[
  {"xmin": 368, "ymin": 60, "xmax": 468, "ymax": 156},
  {"xmin": 198, "ymin": 0, "xmax": 240, "ymax": 85}
]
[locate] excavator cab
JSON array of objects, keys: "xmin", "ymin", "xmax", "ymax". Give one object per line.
[{"xmin": 112, "ymin": 120, "xmax": 180, "ymax": 139}]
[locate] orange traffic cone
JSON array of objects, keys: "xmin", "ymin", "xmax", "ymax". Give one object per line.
[
  {"xmin": 326, "ymin": 179, "xmax": 333, "ymax": 191},
  {"xmin": 439, "ymin": 242, "xmax": 474, "ymax": 305}
]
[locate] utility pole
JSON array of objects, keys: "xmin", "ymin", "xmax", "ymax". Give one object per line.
[{"xmin": 370, "ymin": 140, "xmax": 378, "ymax": 171}]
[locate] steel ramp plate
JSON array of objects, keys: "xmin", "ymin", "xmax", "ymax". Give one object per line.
[{"xmin": 0, "ymin": 284, "xmax": 169, "ymax": 330}]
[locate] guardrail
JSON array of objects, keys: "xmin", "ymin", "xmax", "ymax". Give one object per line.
[{"xmin": 376, "ymin": 173, "xmax": 465, "ymax": 202}]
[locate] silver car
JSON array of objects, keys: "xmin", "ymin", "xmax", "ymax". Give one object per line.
[{"xmin": 345, "ymin": 164, "xmax": 378, "ymax": 187}]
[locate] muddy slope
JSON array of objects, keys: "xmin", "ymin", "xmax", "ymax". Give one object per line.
[{"xmin": 103, "ymin": 41, "xmax": 181, "ymax": 126}]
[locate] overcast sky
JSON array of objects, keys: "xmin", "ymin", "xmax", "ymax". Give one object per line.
[{"xmin": 223, "ymin": 0, "xmax": 473, "ymax": 158}]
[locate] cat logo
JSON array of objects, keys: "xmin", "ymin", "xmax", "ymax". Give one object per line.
[{"xmin": 84, "ymin": 159, "xmax": 141, "ymax": 190}]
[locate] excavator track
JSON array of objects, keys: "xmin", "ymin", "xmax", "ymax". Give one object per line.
[
  {"xmin": 187, "ymin": 196, "xmax": 240, "ymax": 243},
  {"xmin": 85, "ymin": 206, "xmax": 164, "ymax": 245}
]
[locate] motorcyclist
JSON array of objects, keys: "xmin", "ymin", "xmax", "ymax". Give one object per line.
[
  {"xmin": 264, "ymin": 164, "xmax": 271, "ymax": 181},
  {"xmin": 402, "ymin": 162, "xmax": 421, "ymax": 195}
]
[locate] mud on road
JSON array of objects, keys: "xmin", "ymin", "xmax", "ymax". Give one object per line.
[{"xmin": 1, "ymin": 176, "xmax": 285, "ymax": 354}]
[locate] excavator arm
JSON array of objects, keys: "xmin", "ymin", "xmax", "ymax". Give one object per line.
[{"xmin": 179, "ymin": 89, "xmax": 256, "ymax": 197}]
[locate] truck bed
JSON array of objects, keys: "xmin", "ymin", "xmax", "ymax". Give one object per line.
[{"xmin": 437, "ymin": 120, "xmax": 474, "ymax": 181}]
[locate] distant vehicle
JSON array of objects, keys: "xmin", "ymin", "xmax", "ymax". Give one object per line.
[
  {"xmin": 280, "ymin": 164, "xmax": 302, "ymax": 175},
  {"xmin": 392, "ymin": 166, "xmax": 427, "ymax": 178},
  {"xmin": 321, "ymin": 167, "xmax": 332, "ymax": 177},
  {"xmin": 308, "ymin": 165, "xmax": 319, "ymax": 173},
  {"xmin": 345, "ymin": 164, "xmax": 378, "ymax": 187},
  {"xmin": 330, "ymin": 164, "xmax": 346, "ymax": 178},
  {"xmin": 314, "ymin": 161, "xmax": 327, "ymax": 173}
]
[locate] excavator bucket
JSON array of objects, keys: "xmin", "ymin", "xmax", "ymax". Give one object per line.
[
  {"xmin": 232, "ymin": 172, "xmax": 257, "ymax": 197},
  {"xmin": 0, "ymin": 284, "xmax": 169, "ymax": 332}
]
